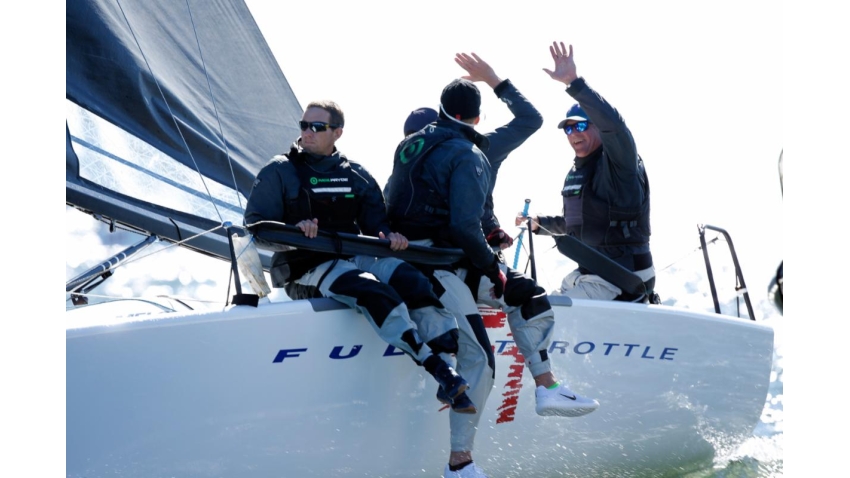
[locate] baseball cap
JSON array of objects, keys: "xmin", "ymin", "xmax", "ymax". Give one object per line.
[
  {"xmin": 556, "ymin": 103, "xmax": 589, "ymax": 129},
  {"xmin": 403, "ymin": 107, "xmax": 438, "ymax": 136}
]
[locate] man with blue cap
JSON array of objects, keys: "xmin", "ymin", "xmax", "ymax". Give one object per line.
[
  {"xmin": 403, "ymin": 107, "xmax": 438, "ymax": 137},
  {"xmin": 518, "ymin": 42, "xmax": 656, "ymax": 303}
]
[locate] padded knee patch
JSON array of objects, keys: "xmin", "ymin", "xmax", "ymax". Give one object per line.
[
  {"xmin": 504, "ymin": 269, "xmax": 548, "ymax": 310},
  {"xmin": 426, "ymin": 329, "xmax": 460, "ymax": 355},
  {"xmin": 400, "ymin": 328, "xmax": 423, "ymax": 357},
  {"xmin": 388, "ymin": 262, "xmax": 443, "ymax": 310},
  {"xmin": 520, "ymin": 292, "xmax": 551, "ymax": 322},
  {"xmin": 328, "ymin": 270, "xmax": 403, "ymax": 328},
  {"xmin": 284, "ymin": 282, "xmax": 321, "ymax": 300}
]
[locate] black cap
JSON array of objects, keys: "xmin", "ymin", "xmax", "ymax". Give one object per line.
[
  {"xmin": 440, "ymin": 79, "xmax": 481, "ymax": 121},
  {"xmin": 403, "ymin": 107, "xmax": 438, "ymax": 136}
]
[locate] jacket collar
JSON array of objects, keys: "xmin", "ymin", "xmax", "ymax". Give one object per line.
[
  {"xmin": 435, "ymin": 119, "xmax": 490, "ymax": 152},
  {"xmin": 574, "ymin": 146, "xmax": 602, "ymax": 169},
  {"xmin": 290, "ymin": 140, "xmax": 344, "ymax": 169}
]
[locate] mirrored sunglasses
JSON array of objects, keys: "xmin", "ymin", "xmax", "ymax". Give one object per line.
[{"xmin": 563, "ymin": 121, "xmax": 589, "ymax": 135}]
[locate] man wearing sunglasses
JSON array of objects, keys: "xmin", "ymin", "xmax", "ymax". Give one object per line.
[
  {"xmin": 245, "ymin": 100, "xmax": 478, "ymax": 418},
  {"xmin": 386, "ymin": 53, "xmax": 599, "ymax": 478},
  {"xmin": 517, "ymin": 42, "xmax": 655, "ymax": 303}
]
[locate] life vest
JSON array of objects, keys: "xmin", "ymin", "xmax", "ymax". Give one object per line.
[
  {"xmin": 269, "ymin": 152, "xmax": 362, "ymax": 285},
  {"xmin": 282, "ymin": 153, "xmax": 360, "ymax": 235},
  {"xmin": 562, "ymin": 155, "xmax": 651, "ymax": 247},
  {"xmin": 386, "ymin": 126, "xmax": 460, "ymax": 241}
]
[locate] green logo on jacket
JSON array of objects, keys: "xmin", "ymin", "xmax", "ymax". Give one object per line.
[{"xmin": 399, "ymin": 138, "xmax": 425, "ymax": 164}]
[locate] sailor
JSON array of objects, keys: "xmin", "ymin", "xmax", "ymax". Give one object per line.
[
  {"xmin": 518, "ymin": 42, "xmax": 657, "ymax": 303},
  {"xmin": 387, "ymin": 53, "xmax": 599, "ymax": 478},
  {"xmin": 244, "ymin": 100, "xmax": 476, "ymax": 413}
]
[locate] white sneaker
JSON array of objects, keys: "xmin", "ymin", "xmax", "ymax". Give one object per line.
[
  {"xmin": 535, "ymin": 383, "xmax": 599, "ymax": 417},
  {"xmin": 443, "ymin": 462, "xmax": 489, "ymax": 478}
]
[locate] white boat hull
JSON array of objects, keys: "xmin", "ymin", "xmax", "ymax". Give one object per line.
[{"xmin": 67, "ymin": 296, "xmax": 773, "ymax": 477}]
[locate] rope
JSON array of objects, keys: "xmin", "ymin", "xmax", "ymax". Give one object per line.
[
  {"xmin": 114, "ymin": 224, "xmax": 228, "ymax": 270},
  {"xmin": 66, "ymin": 292, "xmax": 224, "ymax": 306},
  {"xmin": 658, "ymin": 236, "xmax": 721, "ymax": 272}
]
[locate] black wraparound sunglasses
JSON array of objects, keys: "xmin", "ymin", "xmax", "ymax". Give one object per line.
[{"xmin": 299, "ymin": 121, "xmax": 342, "ymax": 133}]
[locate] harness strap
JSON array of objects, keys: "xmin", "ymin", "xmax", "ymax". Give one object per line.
[
  {"xmin": 610, "ymin": 220, "xmax": 638, "ymax": 239},
  {"xmin": 424, "ymin": 205, "xmax": 450, "ymax": 216}
]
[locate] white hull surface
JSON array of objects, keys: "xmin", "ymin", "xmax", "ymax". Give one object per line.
[{"xmin": 67, "ymin": 296, "xmax": 773, "ymax": 477}]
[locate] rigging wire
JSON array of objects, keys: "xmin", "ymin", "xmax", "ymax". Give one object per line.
[
  {"xmin": 68, "ymin": 221, "xmax": 228, "ymax": 295},
  {"xmin": 110, "ymin": 223, "xmax": 228, "ymax": 270},
  {"xmin": 66, "ymin": 223, "xmax": 232, "ymax": 305},
  {"xmin": 658, "ymin": 236, "xmax": 721, "ymax": 272},
  {"xmin": 510, "ymin": 217, "xmax": 725, "ymax": 276},
  {"xmin": 183, "ymin": 0, "xmax": 244, "ymax": 212},
  {"xmin": 115, "ymin": 0, "xmax": 226, "ymax": 223},
  {"xmin": 66, "ymin": 292, "xmax": 224, "ymax": 308}
]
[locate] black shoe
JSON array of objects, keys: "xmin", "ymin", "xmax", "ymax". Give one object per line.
[
  {"xmin": 450, "ymin": 391, "xmax": 477, "ymax": 414},
  {"xmin": 431, "ymin": 360, "xmax": 469, "ymax": 400},
  {"xmin": 436, "ymin": 385, "xmax": 452, "ymax": 405},
  {"xmin": 436, "ymin": 386, "xmax": 477, "ymax": 414}
]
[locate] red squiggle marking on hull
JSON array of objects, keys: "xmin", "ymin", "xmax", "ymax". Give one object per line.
[
  {"xmin": 480, "ymin": 307, "xmax": 506, "ymax": 329},
  {"xmin": 478, "ymin": 307, "xmax": 526, "ymax": 424},
  {"xmin": 497, "ymin": 344, "xmax": 526, "ymax": 423}
]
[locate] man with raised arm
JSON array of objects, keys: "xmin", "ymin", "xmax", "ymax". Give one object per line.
[
  {"xmin": 518, "ymin": 42, "xmax": 656, "ymax": 303},
  {"xmin": 388, "ymin": 53, "xmax": 599, "ymax": 478}
]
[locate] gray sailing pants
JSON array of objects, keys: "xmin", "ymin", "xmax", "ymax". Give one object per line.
[
  {"xmin": 553, "ymin": 266, "xmax": 656, "ymax": 300},
  {"xmin": 431, "ymin": 269, "xmax": 495, "ymax": 453},
  {"xmin": 353, "ymin": 256, "xmax": 457, "ymax": 346},
  {"xmin": 293, "ymin": 258, "xmax": 432, "ymax": 363},
  {"xmin": 357, "ymin": 256, "xmax": 493, "ymax": 452},
  {"xmin": 463, "ymin": 262, "xmax": 556, "ymax": 379}
]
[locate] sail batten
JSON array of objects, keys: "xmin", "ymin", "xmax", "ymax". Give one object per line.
[
  {"xmin": 68, "ymin": 101, "xmax": 246, "ymax": 225},
  {"xmin": 67, "ymin": 0, "xmax": 302, "ymax": 261}
]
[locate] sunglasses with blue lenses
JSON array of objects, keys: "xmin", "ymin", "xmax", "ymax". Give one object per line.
[
  {"xmin": 299, "ymin": 121, "xmax": 342, "ymax": 133},
  {"xmin": 563, "ymin": 121, "xmax": 589, "ymax": 135}
]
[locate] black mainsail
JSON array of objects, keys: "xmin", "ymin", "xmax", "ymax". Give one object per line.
[{"xmin": 66, "ymin": 0, "xmax": 302, "ymax": 268}]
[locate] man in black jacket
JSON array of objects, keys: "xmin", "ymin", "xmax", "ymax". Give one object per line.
[
  {"xmin": 244, "ymin": 100, "xmax": 477, "ymax": 414},
  {"xmin": 387, "ymin": 54, "xmax": 599, "ymax": 478},
  {"xmin": 519, "ymin": 42, "xmax": 656, "ymax": 303}
]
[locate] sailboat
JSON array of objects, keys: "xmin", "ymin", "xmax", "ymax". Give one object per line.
[{"xmin": 66, "ymin": 1, "xmax": 775, "ymax": 477}]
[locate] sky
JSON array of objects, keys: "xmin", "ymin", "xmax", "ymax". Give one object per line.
[{"xmin": 9, "ymin": 0, "xmax": 849, "ymax": 475}]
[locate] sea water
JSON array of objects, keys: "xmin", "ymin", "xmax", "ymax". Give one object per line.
[{"xmin": 649, "ymin": 252, "xmax": 784, "ymax": 478}]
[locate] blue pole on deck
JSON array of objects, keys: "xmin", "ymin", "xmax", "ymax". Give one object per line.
[{"xmin": 513, "ymin": 199, "xmax": 531, "ymax": 269}]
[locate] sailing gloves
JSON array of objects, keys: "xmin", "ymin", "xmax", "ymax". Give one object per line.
[
  {"xmin": 486, "ymin": 227, "xmax": 514, "ymax": 249},
  {"xmin": 483, "ymin": 255, "xmax": 507, "ymax": 299}
]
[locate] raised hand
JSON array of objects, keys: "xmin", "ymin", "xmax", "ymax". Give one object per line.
[
  {"xmin": 455, "ymin": 52, "xmax": 502, "ymax": 89},
  {"xmin": 542, "ymin": 42, "xmax": 578, "ymax": 86}
]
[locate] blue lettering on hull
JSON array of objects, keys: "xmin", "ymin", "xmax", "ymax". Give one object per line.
[{"xmin": 275, "ymin": 341, "xmax": 679, "ymax": 362}]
